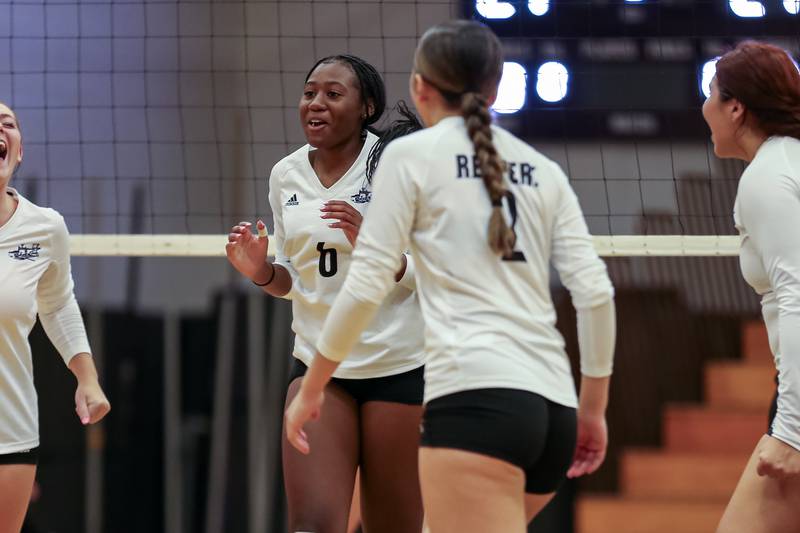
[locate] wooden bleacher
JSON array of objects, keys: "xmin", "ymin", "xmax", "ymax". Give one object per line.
[{"xmin": 576, "ymin": 322, "xmax": 774, "ymax": 533}]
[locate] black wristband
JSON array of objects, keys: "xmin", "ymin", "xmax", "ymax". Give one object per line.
[{"xmin": 253, "ymin": 264, "xmax": 276, "ymax": 287}]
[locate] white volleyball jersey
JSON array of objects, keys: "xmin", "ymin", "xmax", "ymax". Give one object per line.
[
  {"xmin": 734, "ymin": 135, "xmax": 800, "ymax": 451},
  {"xmin": 0, "ymin": 188, "xmax": 91, "ymax": 454},
  {"xmin": 269, "ymin": 132, "xmax": 425, "ymax": 379},
  {"xmin": 320, "ymin": 117, "xmax": 614, "ymax": 406}
]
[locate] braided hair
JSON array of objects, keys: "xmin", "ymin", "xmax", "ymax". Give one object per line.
[
  {"xmin": 366, "ymin": 101, "xmax": 423, "ymax": 182},
  {"xmin": 413, "ymin": 21, "xmax": 513, "ymax": 257},
  {"xmin": 305, "ymin": 54, "xmax": 387, "ymax": 134}
]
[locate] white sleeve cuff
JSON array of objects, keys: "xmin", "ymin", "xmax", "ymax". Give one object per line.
[
  {"xmin": 271, "ymin": 259, "xmax": 298, "ymax": 301},
  {"xmin": 317, "ymin": 288, "xmax": 380, "ymax": 362},
  {"xmin": 38, "ymin": 296, "xmax": 92, "ymax": 365},
  {"xmin": 397, "ymin": 253, "xmax": 416, "ymax": 291},
  {"xmin": 578, "ymin": 298, "xmax": 616, "ymax": 377}
]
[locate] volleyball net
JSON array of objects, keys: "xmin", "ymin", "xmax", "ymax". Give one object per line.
[{"xmin": 7, "ymin": 0, "xmax": 799, "ymax": 265}]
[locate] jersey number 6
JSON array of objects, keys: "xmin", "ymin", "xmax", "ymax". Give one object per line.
[{"xmin": 317, "ymin": 242, "xmax": 338, "ymax": 277}]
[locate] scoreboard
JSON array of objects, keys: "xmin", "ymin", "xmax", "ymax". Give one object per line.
[{"xmin": 466, "ymin": 1, "xmax": 800, "ymax": 138}]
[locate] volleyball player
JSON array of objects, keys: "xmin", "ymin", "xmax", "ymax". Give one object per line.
[
  {"xmin": 285, "ymin": 21, "xmax": 616, "ymax": 532},
  {"xmin": 0, "ymin": 102, "xmax": 111, "ymax": 532},
  {"xmin": 225, "ymin": 56, "xmax": 425, "ymax": 533},
  {"xmin": 700, "ymin": 42, "xmax": 800, "ymax": 533}
]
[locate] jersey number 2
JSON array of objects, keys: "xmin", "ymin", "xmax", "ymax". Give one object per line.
[
  {"xmin": 502, "ymin": 191, "xmax": 527, "ymax": 262},
  {"xmin": 317, "ymin": 242, "xmax": 338, "ymax": 277}
]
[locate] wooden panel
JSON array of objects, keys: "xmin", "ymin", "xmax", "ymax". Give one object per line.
[
  {"xmin": 620, "ymin": 450, "xmax": 747, "ymax": 500},
  {"xmin": 576, "ymin": 498, "xmax": 725, "ymax": 533},
  {"xmin": 742, "ymin": 321, "xmax": 772, "ymax": 364},
  {"xmin": 705, "ymin": 362, "xmax": 775, "ymax": 410},
  {"xmin": 664, "ymin": 406, "xmax": 766, "ymax": 453}
]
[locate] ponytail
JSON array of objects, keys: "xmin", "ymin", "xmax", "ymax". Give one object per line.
[
  {"xmin": 366, "ymin": 101, "xmax": 423, "ymax": 182},
  {"xmin": 716, "ymin": 41, "xmax": 800, "ymax": 141},
  {"xmin": 461, "ymin": 92, "xmax": 515, "ymax": 257}
]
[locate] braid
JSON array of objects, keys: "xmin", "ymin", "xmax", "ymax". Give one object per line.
[
  {"xmin": 414, "ymin": 21, "xmax": 509, "ymax": 256},
  {"xmin": 366, "ymin": 101, "xmax": 423, "ymax": 182},
  {"xmin": 461, "ymin": 93, "xmax": 515, "ymax": 257}
]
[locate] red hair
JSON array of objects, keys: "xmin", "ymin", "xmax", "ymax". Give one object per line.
[{"xmin": 715, "ymin": 41, "xmax": 800, "ymax": 140}]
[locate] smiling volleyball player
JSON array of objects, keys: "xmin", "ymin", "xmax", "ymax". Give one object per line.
[
  {"xmin": 0, "ymin": 101, "xmax": 110, "ymax": 533},
  {"xmin": 226, "ymin": 56, "xmax": 426, "ymax": 533}
]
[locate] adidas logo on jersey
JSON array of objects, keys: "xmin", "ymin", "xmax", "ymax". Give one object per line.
[
  {"xmin": 285, "ymin": 194, "xmax": 299, "ymax": 206},
  {"xmin": 351, "ymin": 187, "xmax": 371, "ymax": 204}
]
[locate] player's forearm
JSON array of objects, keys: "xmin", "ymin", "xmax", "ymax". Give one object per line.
[
  {"xmin": 299, "ymin": 353, "xmax": 340, "ymax": 397},
  {"xmin": 252, "ymin": 262, "xmax": 293, "ymax": 298},
  {"xmin": 317, "ymin": 288, "xmax": 381, "ymax": 362},
  {"xmin": 68, "ymin": 353, "xmax": 100, "ymax": 385},
  {"xmin": 577, "ymin": 299, "xmax": 616, "ymax": 377},
  {"xmin": 39, "ymin": 296, "xmax": 92, "ymax": 366},
  {"xmin": 578, "ymin": 376, "xmax": 610, "ymax": 419}
]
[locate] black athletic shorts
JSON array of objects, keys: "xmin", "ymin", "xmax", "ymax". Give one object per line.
[
  {"xmin": 0, "ymin": 447, "xmax": 39, "ymax": 465},
  {"xmin": 288, "ymin": 359, "xmax": 424, "ymax": 406},
  {"xmin": 421, "ymin": 388, "xmax": 577, "ymax": 494}
]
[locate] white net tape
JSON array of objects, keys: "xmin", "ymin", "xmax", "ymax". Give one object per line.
[{"xmin": 69, "ymin": 235, "xmax": 741, "ymax": 257}]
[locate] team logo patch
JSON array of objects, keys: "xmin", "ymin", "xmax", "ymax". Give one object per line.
[
  {"xmin": 9, "ymin": 243, "xmax": 41, "ymax": 261},
  {"xmin": 351, "ymin": 188, "xmax": 371, "ymax": 204},
  {"xmin": 285, "ymin": 193, "xmax": 299, "ymax": 206}
]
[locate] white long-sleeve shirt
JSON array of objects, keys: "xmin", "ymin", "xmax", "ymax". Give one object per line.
[
  {"xmin": 734, "ymin": 135, "xmax": 800, "ymax": 451},
  {"xmin": 269, "ymin": 133, "xmax": 425, "ymax": 379},
  {"xmin": 318, "ymin": 117, "xmax": 614, "ymax": 406},
  {"xmin": 0, "ymin": 188, "xmax": 91, "ymax": 454}
]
